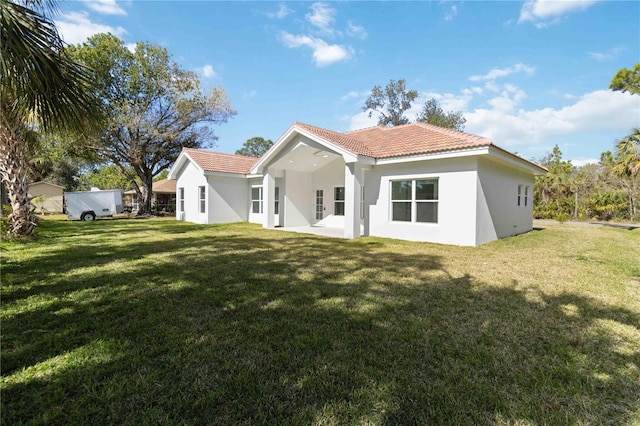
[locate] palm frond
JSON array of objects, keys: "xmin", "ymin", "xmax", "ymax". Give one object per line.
[{"xmin": 0, "ymin": 0, "xmax": 99, "ymax": 133}]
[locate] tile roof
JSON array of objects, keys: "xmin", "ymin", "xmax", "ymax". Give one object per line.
[
  {"xmin": 292, "ymin": 122, "xmax": 377, "ymax": 157},
  {"xmin": 293, "ymin": 121, "xmax": 492, "ymax": 159},
  {"xmin": 152, "ymin": 178, "xmax": 176, "ymax": 193},
  {"xmin": 183, "ymin": 148, "xmax": 259, "ymax": 174}
]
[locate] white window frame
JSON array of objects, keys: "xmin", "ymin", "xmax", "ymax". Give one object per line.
[
  {"xmin": 251, "ymin": 186, "xmax": 263, "ymax": 214},
  {"xmin": 334, "ymin": 187, "xmax": 345, "ymax": 216},
  {"xmin": 524, "ymin": 186, "xmax": 529, "ymax": 207},
  {"xmin": 274, "ymin": 187, "xmax": 280, "ymax": 215},
  {"xmin": 178, "ymin": 187, "xmax": 185, "ymax": 212},
  {"xmin": 198, "ymin": 186, "xmax": 205, "ymax": 213},
  {"xmin": 390, "ymin": 178, "xmax": 439, "ymax": 224},
  {"xmin": 517, "ymin": 184, "xmax": 522, "ymax": 207}
]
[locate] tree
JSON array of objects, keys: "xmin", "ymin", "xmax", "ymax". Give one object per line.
[
  {"xmin": 28, "ymin": 134, "xmax": 91, "ymax": 190},
  {"xmin": 154, "ymin": 170, "xmax": 169, "ymax": 181},
  {"xmin": 613, "ymin": 128, "xmax": 640, "ymax": 178},
  {"xmin": 610, "ymin": 63, "xmax": 640, "ymax": 95},
  {"xmin": 416, "ymin": 98, "xmax": 466, "ymax": 131},
  {"xmin": 612, "ymin": 129, "xmax": 640, "ymax": 219},
  {"xmin": 0, "ymin": 0, "xmax": 99, "ymax": 236},
  {"xmin": 235, "ymin": 137, "xmax": 273, "ymax": 157},
  {"xmin": 363, "ymin": 79, "xmax": 418, "ymax": 127},
  {"xmin": 533, "ymin": 145, "xmax": 575, "ymax": 219},
  {"xmin": 78, "ymin": 164, "xmax": 135, "ymax": 191},
  {"xmin": 68, "ymin": 33, "xmax": 236, "ymax": 215}
]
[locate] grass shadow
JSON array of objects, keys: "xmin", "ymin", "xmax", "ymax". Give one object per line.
[{"xmin": 2, "ymin": 219, "xmax": 639, "ymax": 425}]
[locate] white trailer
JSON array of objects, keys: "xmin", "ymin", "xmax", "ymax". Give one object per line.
[{"xmin": 65, "ymin": 189, "xmax": 127, "ymax": 221}]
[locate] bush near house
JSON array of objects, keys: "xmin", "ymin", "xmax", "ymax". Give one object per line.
[{"xmin": 2, "ymin": 218, "xmax": 639, "ymax": 425}]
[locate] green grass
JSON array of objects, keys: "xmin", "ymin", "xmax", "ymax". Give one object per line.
[{"xmin": 2, "ymin": 218, "xmax": 639, "ymax": 425}]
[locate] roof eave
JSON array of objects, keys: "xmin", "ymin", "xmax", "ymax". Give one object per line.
[
  {"xmin": 375, "ymin": 146, "xmax": 492, "ymax": 164},
  {"xmin": 251, "ymin": 124, "xmax": 361, "ymax": 173},
  {"xmin": 168, "ymin": 150, "xmax": 204, "ymax": 180},
  {"xmin": 374, "ymin": 145, "xmax": 547, "ymax": 175},
  {"xmin": 487, "ymin": 145, "xmax": 548, "ymax": 175}
]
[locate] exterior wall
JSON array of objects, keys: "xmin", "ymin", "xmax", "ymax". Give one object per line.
[
  {"xmin": 366, "ymin": 157, "xmax": 479, "ymax": 246},
  {"xmin": 28, "ymin": 183, "xmax": 64, "ymax": 213},
  {"xmin": 207, "ymin": 175, "xmax": 249, "ymax": 224},
  {"xmin": 476, "ymin": 157, "xmax": 534, "ymax": 245},
  {"xmin": 175, "ymin": 161, "xmax": 208, "ymax": 224},
  {"xmin": 311, "ymin": 158, "xmax": 345, "ymax": 227},
  {"xmin": 282, "ymin": 170, "xmax": 313, "ymax": 227},
  {"xmin": 247, "ymin": 176, "xmax": 285, "ymax": 226}
]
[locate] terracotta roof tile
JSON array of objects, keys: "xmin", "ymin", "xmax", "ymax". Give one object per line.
[
  {"xmin": 183, "ymin": 148, "xmax": 258, "ymax": 174},
  {"xmin": 292, "ymin": 122, "xmax": 377, "ymax": 157},
  {"xmin": 295, "ymin": 121, "xmax": 493, "ymax": 159}
]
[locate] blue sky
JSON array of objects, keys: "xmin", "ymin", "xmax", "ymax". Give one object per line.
[{"xmin": 56, "ymin": 0, "xmax": 639, "ymax": 165}]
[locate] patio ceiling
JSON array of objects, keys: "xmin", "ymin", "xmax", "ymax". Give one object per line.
[{"xmin": 269, "ymin": 142, "xmax": 341, "ymax": 172}]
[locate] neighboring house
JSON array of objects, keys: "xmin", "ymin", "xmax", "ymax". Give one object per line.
[
  {"xmin": 28, "ymin": 181, "xmax": 64, "ymax": 214},
  {"xmin": 168, "ymin": 121, "xmax": 546, "ymax": 246},
  {"xmin": 124, "ymin": 179, "xmax": 177, "ymax": 213}
]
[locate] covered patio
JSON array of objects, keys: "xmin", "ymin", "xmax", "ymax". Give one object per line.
[{"xmin": 253, "ymin": 123, "xmax": 369, "ymax": 240}]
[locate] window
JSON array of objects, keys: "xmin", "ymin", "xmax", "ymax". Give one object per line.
[
  {"xmin": 315, "ymin": 190, "xmax": 324, "ymax": 220},
  {"xmin": 524, "ymin": 186, "xmax": 529, "ymax": 207},
  {"xmin": 517, "ymin": 185, "xmax": 522, "ymax": 207},
  {"xmin": 415, "ymin": 179, "xmax": 438, "ymax": 223},
  {"xmin": 178, "ymin": 187, "xmax": 184, "ymax": 212},
  {"xmin": 198, "ymin": 186, "xmax": 205, "ymax": 213},
  {"xmin": 334, "ymin": 187, "xmax": 345, "ymax": 216},
  {"xmin": 274, "ymin": 187, "xmax": 280, "ymax": 215},
  {"xmin": 251, "ymin": 187, "xmax": 262, "ymax": 214},
  {"xmin": 391, "ymin": 178, "xmax": 438, "ymax": 223}
]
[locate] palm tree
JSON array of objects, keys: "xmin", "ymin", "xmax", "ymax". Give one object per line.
[
  {"xmin": 0, "ymin": 0, "xmax": 98, "ymax": 236},
  {"xmin": 613, "ymin": 129, "xmax": 640, "ymax": 178},
  {"xmin": 612, "ymin": 128, "xmax": 640, "ymax": 220}
]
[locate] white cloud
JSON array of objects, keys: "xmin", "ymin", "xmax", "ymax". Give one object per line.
[
  {"xmin": 346, "ymin": 21, "xmax": 368, "ymax": 39},
  {"xmin": 348, "ymin": 111, "xmax": 379, "ymax": 131},
  {"xmin": 339, "ymin": 91, "xmax": 361, "ymax": 102},
  {"xmin": 56, "ymin": 11, "xmax": 127, "ymax": 45},
  {"xmin": 444, "ymin": 4, "xmax": 458, "ymax": 22},
  {"xmin": 345, "ymin": 86, "xmax": 639, "ymax": 159},
  {"xmin": 267, "ymin": 3, "xmax": 293, "ymax": 19},
  {"xmin": 280, "ymin": 32, "xmax": 351, "ymax": 67},
  {"xmin": 347, "ymin": 91, "xmax": 473, "ymax": 131},
  {"xmin": 83, "ymin": 0, "xmax": 127, "ymax": 16},
  {"xmin": 470, "ymin": 63, "xmax": 535, "ymax": 82},
  {"xmin": 422, "ymin": 91, "xmax": 474, "ymax": 113},
  {"xmin": 486, "ymin": 84, "xmax": 527, "ymax": 113},
  {"xmin": 519, "ymin": 0, "xmax": 598, "ymax": 28},
  {"xmin": 242, "ymin": 90, "xmax": 257, "ymax": 100},
  {"xmin": 588, "ymin": 47, "xmax": 624, "ymax": 61},
  {"xmin": 200, "ymin": 65, "xmax": 216, "ymax": 78},
  {"xmin": 306, "ymin": 2, "xmax": 336, "ymax": 34},
  {"xmin": 571, "ymin": 158, "xmax": 599, "ymax": 167},
  {"xmin": 465, "ymin": 90, "xmax": 639, "ymax": 149}
]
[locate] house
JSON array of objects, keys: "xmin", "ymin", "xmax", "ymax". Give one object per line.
[
  {"xmin": 168, "ymin": 121, "xmax": 546, "ymax": 246},
  {"xmin": 28, "ymin": 181, "xmax": 64, "ymax": 214},
  {"xmin": 124, "ymin": 179, "xmax": 177, "ymax": 213}
]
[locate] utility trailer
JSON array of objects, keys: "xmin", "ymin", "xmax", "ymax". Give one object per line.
[{"xmin": 65, "ymin": 189, "xmax": 127, "ymax": 221}]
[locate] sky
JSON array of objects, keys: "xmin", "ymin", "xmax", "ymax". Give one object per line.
[{"xmin": 55, "ymin": 0, "xmax": 640, "ymax": 166}]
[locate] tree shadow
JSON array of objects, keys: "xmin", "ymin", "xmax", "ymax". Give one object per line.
[{"xmin": 2, "ymin": 221, "xmax": 638, "ymax": 424}]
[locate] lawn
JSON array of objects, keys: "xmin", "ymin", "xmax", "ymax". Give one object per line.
[{"xmin": 1, "ymin": 218, "xmax": 639, "ymax": 425}]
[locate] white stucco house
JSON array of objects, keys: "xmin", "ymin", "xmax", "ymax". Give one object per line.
[{"xmin": 168, "ymin": 121, "xmax": 546, "ymax": 246}]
